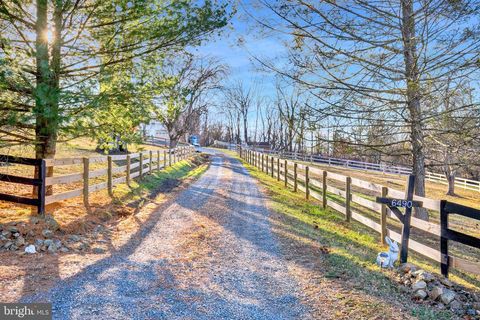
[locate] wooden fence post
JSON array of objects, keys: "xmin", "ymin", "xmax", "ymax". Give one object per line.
[
  {"xmin": 107, "ymin": 156, "xmax": 113, "ymax": 196},
  {"xmin": 271, "ymin": 157, "xmax": 274, "ymax": 178},
  {"xmin": 139, "ymin": 152, "xmax": 143, "ymax": 179},
  {"xmin": 168, "ymin": 149, "xmax": 172, "ymax": 166},
  {"xmin": 294, "ymin": 163, "xmax": 298, "ymax": 192},
  {"xmin": 322, "ymin": 171, "xmax": 328, "ymax": 208},
  {"xmin": 164, "ymin": 150, "xmax": 167, "ymax": 169},
  {"xmin": 261, "ymin": 154, "xmax": 264, "ymax": 172},
  {"xmin": 83, "ymin": 157, "xmax": 90, "ymax": 208},
  {"xmin": 126, "ymin": 154, "xmax": 131, "ymax": 186},
  {"xmin": 440, "ymin": 200, "xmax": 449, "ymax": 277},
  {"xmin": 149, "ymin": 150, "xmax": 153, "ymax": 174},
  {"xmin": 381, "ymin": 186, "xmax": 388, "ymax": 245},
  {"xmin": 305, "ymin": 166, "xmax": 310, "ymax": 199},
  {"xmin": 37, "ymin": 160, "xmax": 46, "ymax": 215},
  {"xmin": 277, "ymin": 158, "xmax": 280, "ymax": 181},
  {"xmin": 399, "ymin": 175, "xmax": 415, "ymax": 264},
  {"xmin": 346, "ymin": 176, "xmax": 351, "ymax": 222},
  {"xmin": 157, "ymin": 150, "xmax": 160, "ymax": 172},
  {"xmin": 284, "ymin": 160, "xmax": 288, "ymax": 187}
]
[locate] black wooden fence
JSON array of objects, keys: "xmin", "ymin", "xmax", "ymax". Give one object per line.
[
  {"xmin": 0, "ymin": 155, "xmax": 46, "ymax": 214},
  {"xmin": 440, "ymin": 201, "xmax": 480, "ymax": 277}
]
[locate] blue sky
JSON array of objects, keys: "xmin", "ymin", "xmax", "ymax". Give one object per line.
[{"xmin": 193, "ymin": 1, "xmax": 289, "ymax": 100}]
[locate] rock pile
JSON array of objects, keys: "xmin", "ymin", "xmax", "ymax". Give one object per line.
[
  {"xmin": 397, "ymin": 263, "xmax": 480, "ymax": 318},
  {"xmin": 0, "ymin": 216, "xmax": 88, "ymax": 254}
]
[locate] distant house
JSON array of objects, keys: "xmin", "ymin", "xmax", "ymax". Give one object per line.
[{"xmin": 142, "ymin": 121, "xmax": 169, "ymax": 140}]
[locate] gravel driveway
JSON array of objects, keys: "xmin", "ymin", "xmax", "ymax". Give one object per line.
[{"xmin": 22, "ymin": 150, "xmax": 311, "ymax": 319}]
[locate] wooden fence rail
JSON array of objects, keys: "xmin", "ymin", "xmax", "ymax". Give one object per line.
[
  {"xmin": 0, "ymin": 146, "xmax": 195, "ymax": 213},
  {"xmin": 240, "ymin": 148, "xmax": 480, "ymax": 278}
]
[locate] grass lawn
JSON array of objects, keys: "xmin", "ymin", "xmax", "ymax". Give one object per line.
[{"xmin": 239, "ymin": 155, "xmax": 480, "ymax": 319}]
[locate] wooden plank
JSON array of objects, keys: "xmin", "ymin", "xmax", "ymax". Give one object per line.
[
  {"xmin": 388, "ymin": 188, "xmax": 440, "ymax": 211},
  {"xmin": 109, "ymin": 154, "xmax": 128, "ymax": 160},
  {"xmin": 309, "ymin": 167, "xmax": 324, "ymax": 177},
  {"xmin": 0, "ymin": 155, "xmax": 42, "ymax": 165},
  {"xmin": 130, "ymin": 162, "xmax": 140, "ymax": 170},
  {"xmin": 326, "ymin": 199, "xmax": 347, "ymax": 215},
  {"xmin": 310, "ymin": 189, "xmax": 322, "ymax": 202},
  {"xmin": 89, "ymin": 182, "xmax": 108, "ymax": 193},
  {"xmin": 0, "ymin": 193, "xmax": 38, "ymax": 206},
  {"xmin": 90, "ymin": 168, "xmax": 108, "ymax": 178},
  {"xmin": 89, "ymin": 156, "xmax": 108, "ymax": 164},
  {"xmin": 0, "ymin": 174, "xmax": 41, "ymax": 186},
  {"xmin": 45, "ymin": 188, "xmax": 83, "ymax": 204},
  {"xmin": 352, "ymin": 194, "xmax": 381, "ymax": 212},
  {"xmin": 49, "ymin": 158, "xmax": 83, "ymax": 166},
  {"xmin": 450, "ymin": 257, "xmax": 480, "ymax": 276},
  {"xmin": 350, "ymin": 177, "xmax": 384, "ymax": 193},
  {"xmin": 130, "ymin": 171, "xmax": 140, "ymax": 179},
  {"xmin": 326, "ymin": 171, "xmax": 347, "ymax": 182},
  {"xmin": 112, "ymin": 176, "xmax": 127, "ymax": 186},
  {"xmin": 351, "ymin": 210, "xmax": 381, "ymax": 232},
  {"xmin": 444, "ymin": 201, "xmax": 480, "ymax": 220},
  {"xmin": 327, "ymin": 185, "xmax": 347, "ymax": 198},
  {"xmin": 46, "ymin": 173, "xmax": 83, "ymax": 186}
]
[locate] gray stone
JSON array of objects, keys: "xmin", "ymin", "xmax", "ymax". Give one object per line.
[
  {"xmin": 47, "ymin": 243, "xmax": 58, "ymax": 253},
  {"xmin": 43, "ymin": 239, "xmax": 53, "ymax": 247},
  {"xmin": 472, "ymin": 302, "xmax": 480, "ymax": 311},
  {"xmin": 399, "ymin": 263, "xmax": 416, "ymax": 274},
  {"xmin": 440, "ymin": 277, "xmax": 453, "ymax": 288},
  {"xmin": 1, "ymin": 230, "xmax": 11, "ymax": 238},
  {"xmin": 42, "ymin": 229, "xmax": 53, "ymax": 238},
  {"xmin": 9, "ymin": 245, "xmax": 18, "ymax": 251},
  {"xmin": 34, "ymin": 239, "xmax": 44, "ymax": 247},
  {"xmin": 440, "ymin": 289, "xmax": 456, "ymax": 305},
  {"xmin": 68, "ymin": 235, "xmax": 81, "ymax": 242},
  {"xmin": 59, "ymin": 247, "xmax": 69, "ymax": 253},
  {"xmin": 14, "ymin": 236, "xmax": 25, "ymax": 247},
  {"xmin": 53, "ymin": 239, "xmax": 62, "ymax": 248},
  {"xmin": 8, "ymin": 226, "xmax": 18, "ymax": 233},
  {"xmin": 13, "ymin": 232, "xmax": 20, "ymax": 238},
  {"xmin": 44, "ymin": 215, "xmax": 60, "ymax": 231},
  {"xmin": 25, "ymin": 245, "xmax": 36, "ymax": 254},
  {"xmin": 449, "ymin": 300, "xmax": 463, "ymax": 314},
  {"xmin": 412, "ymin": 280, "xmax": 427, "ymax": 292},
  {"xmin": 3, "ymin": 241, "xmax": 13, "ymax": 249},
  {"xmin": 467, "ymin": 309, "xmax": 477, "ymax": 316},
  {"xmin": 414, "ymin": 290, "xmax": 428, "ymax": 300},
  {"xmin": 30, "ymin": 217, "xmax": 40, "ymax": 224},
  {"xmin": 418, "ymin": 272, "xmax": 435, "ymax": 282},
  {"xmin": 92, "ymin": 247, "xmax": 106, "ymax": 254},
  {"xmin": 429, "ymin": 286, "xmax": 443, "ymax": 301}
]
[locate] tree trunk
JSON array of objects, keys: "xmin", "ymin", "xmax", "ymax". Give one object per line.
[
  {"xmin": 243, "ymin": 112, "xmax": 248, "ymax": 144},
  {"xmin": 33, "ymin": 0, "xmax": 62, "ymax": 197},
  {"xmin": 446, "ymin": 173, "xmax": 456, "ymax": 196},
  {"xmin": 401, "ymin": 0, "xmax": 428, "ymax": 220}
]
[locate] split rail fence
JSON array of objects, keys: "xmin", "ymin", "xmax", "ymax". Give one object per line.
[
  {"xmin": 0, "ymin": 146, "xmax": 194, "ymax": 214},
  {"xmin": 240, "ymin": 148, "xmax": 480, "ymax": 277}
]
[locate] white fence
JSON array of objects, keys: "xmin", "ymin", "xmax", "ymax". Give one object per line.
[{"xmin": 251, "ymin": 149, "xmax": 480, "ymax": 193}]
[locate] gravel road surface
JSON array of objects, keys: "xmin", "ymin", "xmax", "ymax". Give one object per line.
[{"xmin": 22, "ymin": 150, "xmax": 311, "ymax": 319}]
